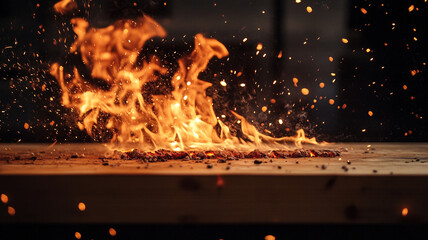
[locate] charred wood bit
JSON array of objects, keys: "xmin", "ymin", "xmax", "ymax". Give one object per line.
[{"xmin": 121, "ymin": 148, "xmax": 341, "ymax": 160}]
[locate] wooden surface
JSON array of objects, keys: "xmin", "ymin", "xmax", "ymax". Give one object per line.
[
  {"xmin": 1, "ymin": 143, "xmax": 428, "ymax": 224},
  {"xmin": 0, "ymin": 143, "xmax": 428, "ymax": 175}
]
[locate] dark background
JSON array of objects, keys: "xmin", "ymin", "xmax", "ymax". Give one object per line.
[{"xmin": 0, "ymin": 0, "xmax": 427, "ymax": 143}]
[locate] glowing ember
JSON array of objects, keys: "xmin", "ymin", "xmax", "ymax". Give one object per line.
[
  {"xmin": 402, "ymin": 207, "xmax": 409, "ymax": 216},
  {"xmin": 50, "ymin": 3, "xmax": 317, "ymax": 151},
  {"xmin": 109, "ymin": 228, "xmax": 117, "ymax": 236},
  {"xmin": 8, "ymin": 206, "xmax": 15, "ymax": 216},
  {"xmin": 265, "ymin": 235, "xmax": 276, "ymax": 240},
  {"xmin": 301, "ymin": 88, "xmax": 309, "ymax": 95},
  {"xmin": 0, "ymin": 194, "xmax": 8, "ymax": 204},
  {"xmin": 261, "ymin": 106, "xmax": 268, "ymax": 112},
  {"xmin": 78, "ymin": 202, "xmax": 86, "ymax": 211},
  {"xmin": 293, "ymin": 77, "xmax": 299, "ymax": 87}
]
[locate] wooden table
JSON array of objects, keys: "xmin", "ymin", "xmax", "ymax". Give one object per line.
[{"xmin": 1, "ymin": 143, "xmax": 428, "ymax": 224}]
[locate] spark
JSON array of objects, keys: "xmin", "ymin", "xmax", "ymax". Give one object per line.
[
  {"xmin": 261, "ymin": 106, "xmax": 267, "ymax": 112},
  {"xmin": 8, "ymin": 206, "xmax": 15, "ymax": 216},
  {"xmin": 1, "ymin": 194, "xmax": 8, "ymax": 204},
  {"xmin": 265, "ymin": 235, "xmax": 276, "ymax": 240},
  {"xmin": 293, "ymin": 77, "xmax": 298, "ymax": 87},
  {"xmin": 109, "ymin": 228, "xmax": 117, "ymax": 236},
  {"xmin": 301, "ymin": 88, "xmax": 309, "ymax": 95},
  {"xmin": 78, "ymin": 202, "xmax": 86, "ymax": 211},
  {"xmin": 402, "ymin": 208, "xmax": 409, "ymax": 216}
]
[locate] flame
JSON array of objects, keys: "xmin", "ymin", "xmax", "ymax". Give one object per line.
[
  {"xmin": 53, "ymin": 0, "xmax": 77, "ymax": 14},
  {"xmin": 50, "ymin": 13, "xmax": 317, "ymax": 151}
]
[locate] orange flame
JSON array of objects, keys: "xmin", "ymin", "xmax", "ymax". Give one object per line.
[
  {"xmin": 53, "ymin": 0, "xmax": 77, "ymax": 14},
  {"xmin": 50, "ymin": 13, "xmax": 317, "ymax": 151}
]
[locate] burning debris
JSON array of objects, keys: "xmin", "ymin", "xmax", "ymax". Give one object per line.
[{"xmin": 117, "ymin": 148, "xmax": 340, "ymax": 162}]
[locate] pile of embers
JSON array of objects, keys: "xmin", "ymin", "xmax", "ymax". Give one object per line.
[{"xmin": 117, "ymin": 149, "xmax": 341, "ymax": 162}]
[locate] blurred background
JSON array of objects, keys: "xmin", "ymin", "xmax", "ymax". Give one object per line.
[{"xmin": 0, "ymin": 0, "xmax": 427, "ymax": 143}]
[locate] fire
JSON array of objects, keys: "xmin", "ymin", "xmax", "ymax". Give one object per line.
[
  {"xmin": 53, "ymin": 0, "xmax": 77, "ymax": 14},
  {"xmin": 50, "ymin": 5, "xmax": 317, "ymax": 151}
]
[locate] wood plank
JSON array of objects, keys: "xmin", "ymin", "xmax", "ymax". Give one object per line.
[
  {"xmin": 1, "ymin": 174, "xmax": 427, "ymax": 224},
  {"xmin": 0, "ymin": 143, "xmax": 427, "ymax": 224}
]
